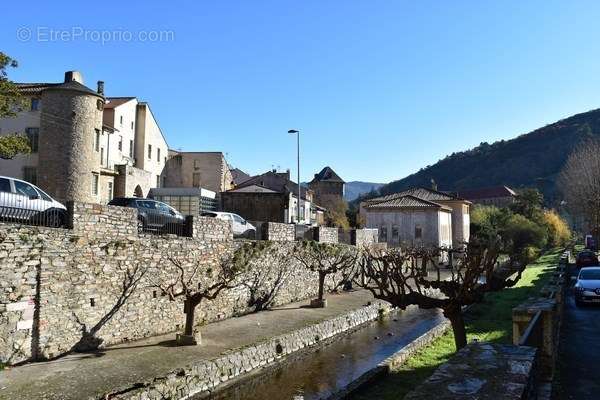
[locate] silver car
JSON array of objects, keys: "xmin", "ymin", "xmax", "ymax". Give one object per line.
[
  {"xmin": 0, "ymin": 175, "xmax": 67, "ymax": 227},
  {"xmin": 574, "ymin": 267, "xmax": 600, "ymax": 306}
]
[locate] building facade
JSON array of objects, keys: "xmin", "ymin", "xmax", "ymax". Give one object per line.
[
  {"xmin": 163, "ymin": 151, "xmax": 233, "ymax": 194},
  {"xmin": 0, "ymin": 71, "xmax": 170, "ymax": 203},
  {"xmin": 361, "ymin": 187, "xmax": 470, "ymax": 248},
  {"xmin": 308, "ymin": 166, "xmax": 345, "ymax": 207},
  {"xmin": 221, "ymin": 170, "xmax": 318, "ymax": 224}
]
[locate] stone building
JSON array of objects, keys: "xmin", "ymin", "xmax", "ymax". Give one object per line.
[
  {"xmin": 0, "ymin": 71, "xmax": 170, "ymax": 203},
  {"xmin": 163, "ymin": 151, "xmax": 233, "ymax": 194},
  {"xmin": 308, "ymin": 166, "xmax": 345, "ymax": 207},
  {"xmin": 454, "ymin": 186, "xmax": 517, "ymax": 208},
  {"xmin": 360, "ymin": 187, "xmax": 471, "ymax": 248},
  {"xmin": 221, "ymin": 169, "xmax": 320, "ymax": 224}
]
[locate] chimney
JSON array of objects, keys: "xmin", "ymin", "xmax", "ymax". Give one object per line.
[
  {"xmin": 97, "ymin": 81, "xmax": 104, "ymax": 95},
  {"xmin": 64, "ymin": 71, "xmax": 84, "ymax": 84}
]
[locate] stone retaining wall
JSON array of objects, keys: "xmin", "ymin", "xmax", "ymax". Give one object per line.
[
  {"xmin": 315, "ymin": 227, "xmax": 338, "ymax": 243},
  {"xmin": 107, "ymin": 300, "xmax": 389, "ymax": 400},
  {"xmin": 262, "ymin": 222, "xmax": 295, "ymax": 241},
  {"xmin": 0, "ymin": 203, "xmax": 360, "ymax": 364},
  {"xmin": 404, "ymin": 343, "xmax": 537, "ymax": 400}
]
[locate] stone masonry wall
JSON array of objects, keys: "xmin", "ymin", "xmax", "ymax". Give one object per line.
[
  {"xmin": 353, "ymin": 228, "xmax": 378, "ymax": 247},
  {"xmin": 0, "ymin": 204, "xmax": 354, "ymax": 364},
  {"xmin": 68, "ymin": 201, "xmax": 138, "ymax": 238},
  {"xmin": 315, "ymin": 226, "xmax": 339, "ymax": 243},
  {"xmin": 262, "ymin": 222, "xmax": 295, "ymax": 241}
]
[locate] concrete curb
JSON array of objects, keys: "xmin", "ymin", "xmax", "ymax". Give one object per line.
[{"xmin": 326, "ymin": 319, "xmax": 451, "ymax": 400}]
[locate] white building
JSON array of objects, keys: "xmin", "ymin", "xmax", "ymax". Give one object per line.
[
  {"xmin": 0, "ymin": 71, "xmax": 170, "ymax": 203},
  {"xmin": 361, "ymin": 187, "xmax": 471, "ymax": 248}
]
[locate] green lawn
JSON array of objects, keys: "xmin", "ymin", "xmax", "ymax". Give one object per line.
[{"xmin": 349, "ymin": 248, "xmax": 561, "ymax": 400}]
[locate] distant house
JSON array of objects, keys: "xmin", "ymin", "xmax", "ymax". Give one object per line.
[
  {"xmin": 220, "ymin": 169, "xmax": 323, "ymax": 225},
  {"xmin": 455, "ymin": 186, "xmax": 517, "ymax": 208},
  {"xmin": 230, "ymin": 167, "xmax": 250, "ymax": 186},
  {"xmin": 360, "ymin": 188, "xmax": 471, "ymax": 248},
  {"xmin": 308, "ymin": 166, "xmax": 345, "ymax": 207}
]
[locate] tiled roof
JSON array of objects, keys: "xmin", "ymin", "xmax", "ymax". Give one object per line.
[
  {"xmin": 364, "ymin": 195, "xmax": 451, "ymax": 211},
  {"xmin": 455, "ymin": 186, "xmax": 517, "ymax": 200},
  {"xmin": 104, "ymin": 97, "xmax": 136, "ymax": 109},
  {"xmin": 310, "ymin": 166, "xmax": 344, "ymax": 183},
  {"xmin": 16, "ymin": 81, "xmax": 102, "ymax": 97},
  {"xmin": 230, "ymin": 168, "xmax": 251, "ymax": 186},
  {"xmin": 366, "ymin": 187, "xmax": 461, "ymax": 205}
]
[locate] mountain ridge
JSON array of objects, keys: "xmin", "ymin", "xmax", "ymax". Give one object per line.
[{"xmin": 371, "ymin": 107, "xmax": 600, "ymax": 204}]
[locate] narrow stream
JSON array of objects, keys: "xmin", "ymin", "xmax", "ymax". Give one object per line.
[{"xmin": 205, "ymin": 306, "xmax": 445, "ymax": 400}]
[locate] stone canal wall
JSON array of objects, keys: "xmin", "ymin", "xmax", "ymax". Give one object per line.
[
  {"xmin": 0, "ymin": 202, "xmax": 361, "ymax": 365},
  {"xmin": 106, "ymin": 300, "xmax": 389, "ymax": 400}
]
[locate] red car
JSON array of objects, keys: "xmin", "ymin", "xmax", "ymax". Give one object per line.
[{"xmin": 576, "ymin": 250, "xmax": 599, "ymax": 269}]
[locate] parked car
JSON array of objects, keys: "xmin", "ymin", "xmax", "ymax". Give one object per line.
[
  {"xmin": 0, "ymin": 175, "xmax": 66, "ymax": 227},
  {"xmin": 576, "ymin": 250, "xmax": 599, "ymax": 269},
  {"xmin": 574, "ymin": 267, "xmax": 600, "ymax": 307},
  {"xmin": 108, "ymin": 197, "xmax": 185, "ymax": 233},
  {"xmin": 201, "ymin": 211, "xmax": 256, "ymax": 238},
  {"xmin": 585, "ymin": 234, "xmax": 597, "ymax": 251}
]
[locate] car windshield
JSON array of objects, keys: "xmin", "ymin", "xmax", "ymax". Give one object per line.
[
  {"xmin": 579, "ymin": 270, "xmax": 600, "ymax": 280},
  {"xmin": 580, "ymin": 252, "xmax": 595, "ymax": 258}
]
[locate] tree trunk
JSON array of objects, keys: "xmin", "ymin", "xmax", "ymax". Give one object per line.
[
  {"xmin": 183, "ymin": 298, "xmax": 198, "ymax": 336},
  {"xmin": 445, "ymin": 308, "xmax": 467, "ymax": 350},
  {"xmin": 318, "ymin": 272, "xmax": 326, "ymax": 301}
]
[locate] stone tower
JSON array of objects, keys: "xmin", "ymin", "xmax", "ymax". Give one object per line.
[
  {"xmin": 308, "ymin": 166, "xmax": 345, "ymax": 207},
  {"xmin": 38, "ymin": 71, "xmax": 105, "ymax": 202}
]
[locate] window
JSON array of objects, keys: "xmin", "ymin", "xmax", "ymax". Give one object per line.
[
  {"xmin": 0, "ymin": 178, "xmax": 11, "ymax": 193},
  {"xmin": 30, "ymin": 98, "xmax": 40, "ymax": 111},
  {"xmin": 129, "ymin": 140, "xmax": 134, "ymax": 157},
  {"xmin": 415, "ymin": 225, "xmax": 422, "ymax": 239},
  {"xmin": 156, "ymin": 175, "xmax": 160, "ymax": 187},
  {"xmin": 118, "ymin": 136, "xmax": 123, "ymax": 151},
  {"xmin": 14, "ymin": 180, "xmax": 39, "ymax": 198},
  {"xmin": 157, "ymin": 148, "xmax": 161, "ymax": 162},
  {"xmin": 119, "ymin": 115, "xmax": 123, "ymax": 126},
  {"xmin": 379, "ymin": 225, "xmax": 388, "ymax": 242},
  {"xmin": 148, "ymin": 144, "xmax": 152, "ymax": 159},
  {"xmin": 25, "ymin": 128, "xmax": 39, "ymax": 152},
  {"xmin": 100, "ymin": 148, "xmax": 105, "ymax": 166},
  {"xmin": 107, "ymin": 182, "xmax": 113, "ymax": 201},
  {"xmin": 94, "ymin": 129, "xmax": 100, "ymax": 152},
  {"xmin": 164, "ymin": 157, "xmax": 167, "ymax": 164},
  {"xmin": 392, "ymin": 225, "xmax": 399, "ymax": 239},
  {"xmin": 194, "ymin": 159, "xmax": 201, "ymax": 169},
  {"xmin": 192, "ymin": 172, "xmax": 201, "ymax": 187},
  {"xmin": 131, "ymin": 121, "xmax": 134, "ymax": 130},
  {"xmin": 232, "ymin": 214, "xmax": 244, "ymax": 223},
  {"xmin": 92, "ymin": 173, "xmax": 99, "ymax": 195}
]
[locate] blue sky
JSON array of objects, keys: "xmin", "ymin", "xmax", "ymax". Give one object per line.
[{"xmin": 2, "ymin": 1, "xmax": 600, "ymax": 183}]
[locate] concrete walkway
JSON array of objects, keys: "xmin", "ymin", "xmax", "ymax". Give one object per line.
[{"xmin": 0, "ymin": 291, "xmax": 377, "ymax": 400}]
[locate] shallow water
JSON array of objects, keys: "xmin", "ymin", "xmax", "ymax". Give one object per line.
[{"xmin": 206, "ymin": 305, "xmax": 444, "ymax": 400}]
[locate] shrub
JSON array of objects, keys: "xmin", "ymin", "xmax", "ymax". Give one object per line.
[{"xmin": 542, "ymin": 209, "xmax": 571, "ymax": 247}]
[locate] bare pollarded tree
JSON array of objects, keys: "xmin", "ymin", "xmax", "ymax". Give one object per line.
[
  {"xmin": 241, "ymin": 242, "xmax": 292, "ymax": 312},
  {"xmin": 558, "ymin": 138, "xmax": 600, "ymax": 235},
  {"xmin": 151, "ymin": 244, "xmax": 263, "ymax": 345},
  {"xmin": 293, "ymin": 241, "xmax": 359, "ymax": 308},
  {"xmin": 357, "ymin": 238, "xmax": 523, "ymax": 351}
]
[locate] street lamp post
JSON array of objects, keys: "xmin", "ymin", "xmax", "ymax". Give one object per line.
[{"xmin": 288, "ymin": 129, "xmax": 301, "ymax": 224}]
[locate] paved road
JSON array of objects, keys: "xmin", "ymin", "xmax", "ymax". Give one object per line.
[{"xmin": 555, "ymin": 268, "xmax": 600, "ymax": 400}]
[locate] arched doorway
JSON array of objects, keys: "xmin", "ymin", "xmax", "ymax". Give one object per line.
[{"xmin": 133, "ymin": 185, "xmax": 143, "ymax": 198}]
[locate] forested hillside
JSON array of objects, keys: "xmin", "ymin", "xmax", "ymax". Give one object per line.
[{"xmin": 374, "ymin": 108, "xmax": 600, "ymax": 204}]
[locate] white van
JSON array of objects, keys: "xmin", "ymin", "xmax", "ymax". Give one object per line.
[
  {"xmin": 201, "ymin": 211, "xmax": 256, "ymax": 238},
  {"xmin": 0, "ymin": 175, "xmax": 67, "ymax": 227}
]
